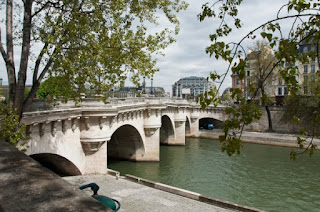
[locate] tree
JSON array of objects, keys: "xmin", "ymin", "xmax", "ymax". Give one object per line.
[
  {"xmin": 198, "ymin": 0, "xmax": 320, "ymax": 158},
  {"xmin": 283, "ymin": 72, "xmax": 320, "ymax": 158},
  {"xmin": 36, "ymin": 76, "xmax": 67, "ymax": 100},
  {"xmin": 0, "ymin": 0, "xmax": 188, "ymax": 120},
  {"xmin": 246, "ymin": 41, "xmax": 278, "ymax": 132}
]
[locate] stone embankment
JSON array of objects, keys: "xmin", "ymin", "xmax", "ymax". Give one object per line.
[
  {"xmin": 64, "ymin": 172, "xmax": 264, "ymax": 212},
  {"xmin": 194, "ymin": 130, "xmax": 320, "ymax": 149}
]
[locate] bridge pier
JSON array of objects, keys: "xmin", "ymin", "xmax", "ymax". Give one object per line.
[
  {"xmin": 80, "ymin": 116, "xmax": 110, "ymax": 174},
  {"xmin": 169, "ymin": 107, "xmax": 187, "ymax": 145},
  {"xmin": 83, "ymin": 141, "xmax": 107, "ymax": 174},
  {"xmin": 190, "ymin": 119, "xmax": 199, "ymax": 136},
  {"xmin": 190, "ymin": 110, "xmax": 200, "ymax": 136},
  {"xmin": 143, "ymin": 127, "xmax": 160, "ymax": 161},
  {"xmin": 173, "ymin": 120, "xmax": 186, "ymax": 145}
]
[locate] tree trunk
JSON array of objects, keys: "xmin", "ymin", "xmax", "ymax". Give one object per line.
[
  {"xmin": 265, "ymin": 105, "xmax": 273, "ymax": 132},
  {"xmin": 261, "ymin": 87, "xmax": 273, "ymax": 132},
  {"xmin": 15, "ymin": 0, "xmax": 33, "ymax": 116},
  {"xmin": 21, "ymin": 81, "xmax": 40, "ymax": 118},
  {"xmin": 6, "ymin": 0, "xmax": 16, "ymax": 107}
]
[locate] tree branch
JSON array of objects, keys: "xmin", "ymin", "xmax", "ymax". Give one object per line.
[
  {"xmin": 33, "ymin": 42, "xmax": 49, "ymax": 84},
  {"xmin": 31, "ymin": 1, "xmax": 50, "ymax": 17},
  {"xmin": 0, "ymin": 27, "xmax": 8, "ymax": 64},
  {"xmin": 215, "ymin": 13, "xmax": 320, "ymax": 96}
]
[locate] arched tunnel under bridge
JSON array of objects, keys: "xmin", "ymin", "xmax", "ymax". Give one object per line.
[
  {"xmin": 199, "ymin": 118, "xmax": 224, "ymax": 130},
  {"xmin": 30, "ymin": 153, "xmax": 82, "ymax": 176},
  {"xmin": 160, "ymin": 115, "xmax": 175, "ymax": 145},
  {"xmin": 108, "ymin": 125, "xmax": 145, "ymax": 162}
]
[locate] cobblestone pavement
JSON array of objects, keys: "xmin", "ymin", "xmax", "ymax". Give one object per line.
[{"xmin": 64, "ymin": 174, "xmax": 236, "ymax": 212}]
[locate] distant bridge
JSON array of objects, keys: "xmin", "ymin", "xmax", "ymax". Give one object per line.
[{"xmin": 21, "ymin": 98, "xmax": 227, "ymax": 175}]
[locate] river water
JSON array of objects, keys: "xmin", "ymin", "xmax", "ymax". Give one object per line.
[{"xmin": 108, "ymin": 137, "xmax": 320, "ymax": 212}]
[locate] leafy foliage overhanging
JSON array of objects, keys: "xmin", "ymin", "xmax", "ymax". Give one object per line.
[
  {"xmin": 0, "ymin": 0, "xmax": 188, "ymax": 115},
  {"xmin": 198, "ymin": 0, "xmax": 320, "ymax": 158},
  {"xmin": 0, "ymin": 0, "xmax": 188, "ymax": 146}
]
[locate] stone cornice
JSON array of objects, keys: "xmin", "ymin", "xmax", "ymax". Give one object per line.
[{"xmin": 22, "ymin": 99, "xmax": 227, "ymax": 126}]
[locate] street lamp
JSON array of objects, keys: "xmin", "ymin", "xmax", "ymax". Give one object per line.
[{"xmin": 143, "ymin": 76, "xmax": 146, "ymax": 94}]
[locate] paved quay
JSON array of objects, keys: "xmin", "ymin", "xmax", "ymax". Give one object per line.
[
  {"xmin": 197, "ymin": 130, "xmax": 320, "ymax": 148},
  {"xmin": 0, "ymin": 141, "xmax": 110, "ymax": 212},
  {"xmin": 64, "ymin": 174, "xmax": 252, "ymax": 212}
]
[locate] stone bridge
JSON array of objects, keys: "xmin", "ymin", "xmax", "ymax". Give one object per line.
[{"xmin": 21, "ymin": 98, "xmax": 227, "ymax": 175}]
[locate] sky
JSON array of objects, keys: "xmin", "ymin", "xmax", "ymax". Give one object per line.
[
  {"xmin": 145, "ymin": 0, "xmax": 289, "ymax": 94},
  {"xmin": 0, "ymin": 0, "xmax": 290, "ymax": 94}
]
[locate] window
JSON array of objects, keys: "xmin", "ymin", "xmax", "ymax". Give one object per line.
[
  {"xmin": 278, "ymin": 87, "xmax": 282, "ymax": 95},
  {"xmin": 304, "ymin": 75, "xmax": 308, "ymax": 83},
  {"xmin": 236, "ymin": 79, "xmax": 240, "ymax": 85},
  {"xmin": 311, "ymin": 64, "xmax": 316, "ymax": 73},
  {"xmin": 278, "ymin": 78, "xmax": 282, "ymax": 85},
  {"xmin": 284, "ymin": 87, "xmax": 288, "ymax": 95},
  {"xmin": 304, "ymin": 65, "xmax": 308, "ymax": 73},
  {"xmin": 247, "ymin": 71, "xmax": 250, "ymax": 76}
]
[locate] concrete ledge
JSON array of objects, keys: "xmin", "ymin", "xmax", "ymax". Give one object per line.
[
  {"xmin": 125, "ymin": 174, "xmax": 263, "ymax": 212},
  {"xmin": 107, "ymin": 169, "xmax": 120, "ymax": 178},
  {"xmin": 0, "ymin": 141, "xmax": 110, "ymax": 211}
]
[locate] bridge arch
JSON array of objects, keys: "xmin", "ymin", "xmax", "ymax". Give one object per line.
[
  {"xmin": 160, "ymin": 115, "xmax": 175, "ymax": 144},
  {"xmin": 108, "ymin": 124, "xmax": 145, "ymax": 161},
  {"xmin": 30, "ymin": 153, "xmax": 82, "ymax": 176},
  {"xmin": 185, "ymin": 116, "xmax": 191, "ymax": 136},
  {"xmin": 199, "ymin": 117, "xmax": 224, "ymax": 129}
]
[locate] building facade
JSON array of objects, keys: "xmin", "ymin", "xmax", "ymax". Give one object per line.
[
  {"xmin": 172, "ymin": 76, "xmax": 215, "ymax": 99},
  {"xmin": 297, "ymin": 39, "xmax": 320, "ymax": 95},
  {"xmin": 231, "ymin": 46, "xmax": 287, "ymax": 105},
  {"xmin": 231, "ymin": 40, "xmax": 320, "ymax": 105}
]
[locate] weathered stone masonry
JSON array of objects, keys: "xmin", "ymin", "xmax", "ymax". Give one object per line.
[{"xmin": 21, "ymin": 98, "xmax": 227, "ymax": 175}]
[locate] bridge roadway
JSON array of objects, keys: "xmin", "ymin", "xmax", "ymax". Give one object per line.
[{"xmin": 21, "ymin": 98, "xmax": 227, "ymax": 175}]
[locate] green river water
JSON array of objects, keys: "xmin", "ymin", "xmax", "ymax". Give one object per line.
[{"xmin": 108, "ymin": 137, "xmax": 320, "ymax": 212}]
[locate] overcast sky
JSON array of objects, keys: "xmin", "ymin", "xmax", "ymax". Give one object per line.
[
  {"xmin": 0, "ymin": 0, "xmax": 290, "ymax": 94},
  {"xmin": 147, "ymin": 0, "xmax": 289, "ymax": 94}
]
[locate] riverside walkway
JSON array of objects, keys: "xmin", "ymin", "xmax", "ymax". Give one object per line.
[
  {"xmin": 0, "ymin": 141, "xmax": 110, "ymax": 211},
  {"xmin": 197, "ymin": 130, "xmax": 320, "ymax": 148},
  {"xmin": 64, "ymin": 174, "xmax": 259, "ymax": 212}
]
